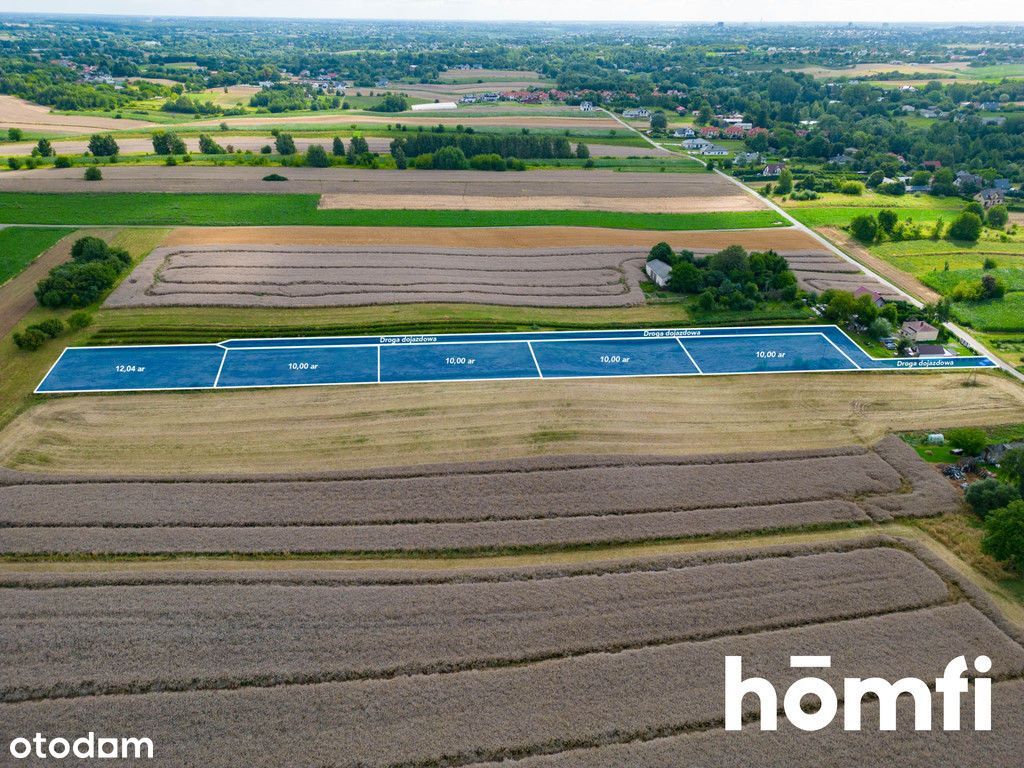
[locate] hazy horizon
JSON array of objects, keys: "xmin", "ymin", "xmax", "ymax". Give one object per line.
[{"xmin": 1, "ymin": 2, "xmax": 1023, "ymax": 23}]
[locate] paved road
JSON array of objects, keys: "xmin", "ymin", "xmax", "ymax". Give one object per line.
[{"xmin": 604, "ymin": 111, "xmax": 1024, "ymax": 385}]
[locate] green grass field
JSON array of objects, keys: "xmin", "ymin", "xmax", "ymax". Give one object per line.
[
  {"xmin": 922, "ymin": 268, "xmax": 1024, "ymax": 295},
  {"xmin": 951, "ymin": 292, "xmax": 1024, "ymax": 332},
  {"xmin": 789, "ymin": 206, "xmax": 963, "ymax": 229},
  {"xmin": 0, "ymin": 227, "xmax": 75, "ymax": 285},
  {"xmin": 0, "ymin": 193, "xmax": 785, "ymax": 230}
]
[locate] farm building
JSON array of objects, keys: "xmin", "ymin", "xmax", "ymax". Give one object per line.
[
  {"xmin": 411, "ymin": 101, "xmax": 457, "ymax": 111},
  {"xmin": 645, "ymin": 259, "xmax": 672, "ymax": 288},
  {"xmin": 900, "ymin": 320, "xmax": 939, "ymax": 342},
  {"xmin": 914, "ymin": 344, "xmax": 952, "ymax": 357}
]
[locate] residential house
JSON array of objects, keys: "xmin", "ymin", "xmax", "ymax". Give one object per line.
[
  {"xmin": 579, "ymin": 101, "xmax": 594, "ymax": 112},
  {"xmin": 980, "ymin": 101, "xmax": 1001, "ymax": 111},
  {"xmin": 680, "ymin": 138, "xmax": 713, "ymax": 151},
  {"xmin": 672, "ymin": 127, "xmax": 695, "ymax": 138},
  {"xmin": 954, "ymin": 171, "xmax": 984, "ymax": 189},
  {"xmin": 829, "ymin": 152, "xmax": 853, "ymax": 166},
  {"xmin": 922, "ymin": 160, "xmax": 942, "ymax": 171},
  {"xmin": 914, "ymin": 344, "xmax": 952, "ymax": 357},
  {"xmin": 480, "ymin": 92, "xmax": 500, "ymax": 102},
  {"xmin": 699, "ymin": 126, "xmax": 721, "ymax": 138},
  {"xmin": 975, "ymin": 188, "xmax": 1006, "ymax": 208},
  {"xmin": 645, "ymin": 259, "xmax": 672, "ymax": 288},
  {"xmin": 900, "ymin": 320, "xmax": 939, "ymax": 342},
  {"xmin": 622, "ymin": 108, "xmax": 651, "ymax": 119},
  {"xmin": 761, "ymin": 163, "xmax": 786, "ymax": 177},
  {"xmin": 993, "ymin": 179, "xmax": 1012, "ymax": 191},
  {"xmin": 459, "ymin": 95, "xmax": 477, "ymax": 104},
  {"xmin": 853, "ymin": 286, "xmax": 886, "ymax": 308},
  {"xmin": 735, "ymin": 151, "xmax": 762, "ymax": 166},
  {"xmin": 702, "ymin": 145, "xmax": 729, "ymax": 156}
]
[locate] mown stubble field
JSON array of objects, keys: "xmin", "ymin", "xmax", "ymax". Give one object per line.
[{"xmin": 3, "ymin": 371, "xmax": 1021, "ymax": 476}]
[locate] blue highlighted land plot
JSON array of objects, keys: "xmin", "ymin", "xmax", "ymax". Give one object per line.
[
  {"xmin": 681, "ymin": 334, "xmax": 856, "ymax": 375},
  {"xmin": 36, "ymin": 344, "xmax": 226, "ymax": 393},
  {"xmin": 380, "ymin": 341, "xmax": 539, "ymax": 382},
  {"xmin": 531, "ymin": 338, "xmax": 697, "ymax": 378},
  {"xmin": 35, "ymin": 325, "xmax": 996, "ymax": 394},
  {"xmin": 216, "ymin": 346, "xmax": 379, "ymax": 388}
]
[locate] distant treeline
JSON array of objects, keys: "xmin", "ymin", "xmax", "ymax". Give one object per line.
[{"xmin": 391, "ymin": 133, "xmax": 574, "ymax": 160}]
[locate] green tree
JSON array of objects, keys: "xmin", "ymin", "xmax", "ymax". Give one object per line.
[
  {"xmin": 650, "ymin": 111, "xmax": 667, "ymax": 131},
  {"xmin": 332, "ymin": 136, "xmax": 345, "ymax": 156},
  {"xmin": 1002, "ymin": 448, "xmax": 1024, "ymax": 494},
  {"xmin": 392, "ymin": 144, "xmax": 407, "ymax": 169},
  {"xmin": 775, "ymin": 168, "xmax": 793, "ymax": 194},
  {"xmin": 648, "ymin": 242, "xmax": 674, "ymax": 263},
  {"xmin": 84, "ymin": 166, "xmax": 102, "ymax": 181},
  {"xmin": 947, "ymin": 212, "xmax": 982, "ymax": 243},
  {"xmin": 965, "ymin": 479, "xmax": 1021, "ymax": 519},
  {"xmin": 7, "ymin": 127, "xmax": 23, "ymax": 141},
  {"xmin": 982, "ymin": 500, "xmax": 1024, "ymax": 573},
  {"xmin": 35, "ymin": 138, "xmax": 54, "ymax": 157},
  {"xmin": 823, "ymin": 291, "xmax": 857, "ymax": 323},
  {"xmin": 868, "ymin": 317, "xmax": 892, "ymax": 339},
  {"xmin": 575, "ymin": 143, "xmax": 590, "ymax": 159},
  {"xmin": 986, "ymin": 205, "xmax": 1009, "ymax": 229},
  {"xmin": 849, "ymin": 214, "xmax": 878, "ymax": 243},
  {"xmin": 432, "ymin": 145, "xmax": 469, "ymax": 170},
  {"xmin": 947, "ymin": 427, "xmax": 987, "ymax": 456},
  {"xmin": 369, "ymin": 94, "xmax": 409, "ymax": 113},
  {"xmin": 305, "ymin": 144, "xmax": 330, "ymax": 167},
  {"xmin": 198, "ymin": 134, "xmax": 225, "ymax": 154},
  {"xmin": 151, "ymin": 131, "xmax": 186, "ymax": 155},
  {"xmin": 877, "ymin": 209, "xmax": 898, "ymax": 234},
  {"xmin": 668, "ymin": 261, "xmax": 704, "ymax": 293},
  {"xmin": 87, "ymin": 134, "xmax": 119, "ymax": 157},
  {"xmin": 274, "ymin": 133, "xmax": 296, "ymax": 155}
]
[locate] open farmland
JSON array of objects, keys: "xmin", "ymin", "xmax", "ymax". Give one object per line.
[
  {"xmin": 0, "ymin": 135, "xmax": 659, "ymax": 158},
  {"xmin": 0, "ymin": 166, "xmax": 753, "ymax": 206},
  {"xmin": 3, "ymin": 371, "xmax": 1022, "ymax": 476},
  {"xmin": 1, "ymin": 539, "xmax": 1021, "ymax": 766},
  {"xmin": 0, "ymin": 437, "xmax": 957, "ymax": 555},
  {"xmin": 105, "ymin": 245, "xmax": 648, "ymax": 308},
  {"xmin": 0, "ymin": 95, "xmax": 156, "ymax": 134},
  {"xmin": 181, "ymin": 110, "xmax": 623, "ymax": 130}
]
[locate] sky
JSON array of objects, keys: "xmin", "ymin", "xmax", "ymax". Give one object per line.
[{"xmin": 1, "ymin": 0, "xmax": 1022, "ymax": 22}]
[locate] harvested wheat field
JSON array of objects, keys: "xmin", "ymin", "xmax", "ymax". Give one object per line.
[
  {"xmin": 161, "ymin": 224, "xmax": 822, "ymax": 250},
  {"xmin": 0, "ymin": 166, "xmax": 753, "ymax": 204},
  {"xmin": 0, "ymin": 95, "xmax": 155, "ymax": 134},
  {"xmin": 0, "ymin": 437, "xmax": 958, "ymax": 555},
  {"xmin": 105, "ymin": 245, "xmax": 647, "ymax": 308},
  {"xmin": 183, "ymin": 111, "xmax": 623, "ymax": 130},
  {"xmin": 1, "ymin": 538, "xmax": 1021, "ymax": 765},
  {"xmin": 3, "ymin": 371, "xmax": 1021, "ymax": 477}
]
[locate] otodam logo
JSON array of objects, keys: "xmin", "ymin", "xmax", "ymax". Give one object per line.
[{"xmin": 725, "ymin": 655, "xmax": 992, "ymax": 731}]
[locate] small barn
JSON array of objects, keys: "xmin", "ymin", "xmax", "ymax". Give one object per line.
[{"xmin": 645, "ymin": 259, "xmax": 672, "ymax": 288}]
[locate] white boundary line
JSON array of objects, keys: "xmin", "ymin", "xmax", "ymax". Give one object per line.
[
  {"xmin": 35, "ymin": 324, "xmax": 994, "ymax": 394},
  {"xmin": 376, "ymin": 345, "xmax": 381, "ymax": 383},
  {"xmin": 675, "ymin": 337, "xmax": 703, "ymax": 374},
  {"xmin": 33, "ymin": 346, "xmax": 69, "ymax": 394},
  {"xmin": 819, "ymin": 333, "xmax": 862, "ymax": 370},
  {"xmin": 212, "ymin": 348, "xmax": 229, "ymax": 387},
  {"xmin": 526, "ymin": 341, "xmax": 543, "ymax": 378}
]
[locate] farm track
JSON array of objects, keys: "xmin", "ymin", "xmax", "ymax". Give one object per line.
[
  {"xmin": 0, "ymin": 228, "xmax": 119, "ymax": 337},
  {"xmin": 1, "ymin": 538, "xmax": 1021, "ymax": 767}
]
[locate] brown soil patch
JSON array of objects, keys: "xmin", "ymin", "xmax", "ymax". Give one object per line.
[
  {"xmin": 162, "ymin": 224, "xmax": 824, "ymax": 250},
  {"xmin": 3, "ymin": 371, "xmax": 1020, "ymax": 476},
  {"xmin": 0, "ymin": 95, "xmax": 155, "ymax": 134},
  {"xmin": 819, "ymin": 226, "xmax": 942, "ymax": 303},
  {"xmin": 0, "ymin": 228, "xmax": 119, "ymax": 337},
  {"xmin": 105, "ymin": 245, "xmax": 647, "ymax": 308}
]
